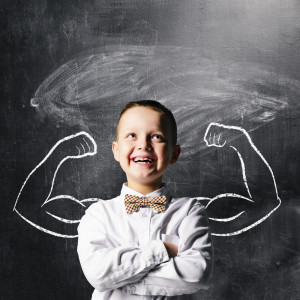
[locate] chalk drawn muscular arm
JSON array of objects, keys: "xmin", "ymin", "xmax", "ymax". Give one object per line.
[
  {"xmin": 200, "ymin": 123, "xmax": 281, "ymax": 236},
  {"xmin": 13, "ymin": 132, "xmax": 98, "ymax": 238}
]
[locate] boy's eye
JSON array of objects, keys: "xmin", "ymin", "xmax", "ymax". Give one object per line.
[
  {"xmin": 127, "ymin": 133, "xmax": 136, "ymax": 138},
  {"xmin": 152, "ymin": 134, "xmax": 165, "ymax": 141}
]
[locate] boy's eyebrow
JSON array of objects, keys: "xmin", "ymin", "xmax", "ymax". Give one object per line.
[{"xmin": 120, "ymin": 129, "xmax": 136, "ymax": 135}]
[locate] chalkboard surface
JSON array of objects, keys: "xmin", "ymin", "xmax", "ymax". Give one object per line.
[{"xmin": 1, "ymin": 1, "xmax": 300, "ymax": 299}]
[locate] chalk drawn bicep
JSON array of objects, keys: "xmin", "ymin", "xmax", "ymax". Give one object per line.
[
  {"xmin": 205, "ymin": 193, "xmax": 254, "ymax": 222},
  {"xmin": 202, "ymin": 123, "xmax": 281, "ymax": 236},
  {"xmin": 14, "ymin": 131, "xmax": 98, "ymax": 238},
  {"xmin": 43, "ymin": 196, "xmax": 99, "ymax": 224}
]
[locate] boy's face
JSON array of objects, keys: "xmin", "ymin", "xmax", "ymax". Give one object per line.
[{"xmin": 112, "ymin": 106, "xmax": 180, "ymax": 190}]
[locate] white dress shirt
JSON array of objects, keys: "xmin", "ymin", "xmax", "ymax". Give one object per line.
[{"xmin": 77, "ymin": 183, "xmax": 213, "ymax": 300}]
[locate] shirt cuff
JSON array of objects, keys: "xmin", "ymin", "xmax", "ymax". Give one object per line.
[
  {"xmin": 122, "ymin": 240, "xmax": 169, "ymax": 295},
  {"xmin": 141, "ymin": 240, "xmax": 169, "ymax": 267}
]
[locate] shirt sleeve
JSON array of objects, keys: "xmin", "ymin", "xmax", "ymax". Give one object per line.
[
  {"xmin": 122, "ymin": 203, "xmax": 213, "ymax": 296},
  {"xmin": 77, "ymin": 202, "xmax": 170, "ymax": 292}
]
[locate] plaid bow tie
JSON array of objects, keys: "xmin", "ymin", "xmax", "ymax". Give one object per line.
[{"xmin": 124, "ymin": 194, "xmax": 167, "ymax": 214}]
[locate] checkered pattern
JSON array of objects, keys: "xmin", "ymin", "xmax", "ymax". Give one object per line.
[{"xmin": 124, "ymin": 194, "xmax": 167, "ymax": 214}]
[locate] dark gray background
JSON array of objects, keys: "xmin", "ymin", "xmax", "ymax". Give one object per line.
[{"xmin": 1, "ymin": 0, "xmax": 300, "ymax": 299}]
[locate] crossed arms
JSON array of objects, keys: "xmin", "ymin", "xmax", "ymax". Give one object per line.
[{"xmin": 77, "ymin": 200, "xmax": 212, "ymax": 296}]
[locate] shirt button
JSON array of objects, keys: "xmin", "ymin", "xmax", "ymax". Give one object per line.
[
  {"xmin": 160, "ymin": 289, "xmax": 167, "ymax": 295},
  {"xmin": 128, "ymin": 285, "xmax": 136, "ymax": 294},
  {"xmin": 146, "ymin": 260, "xmax": 152, "ymax": 267}
]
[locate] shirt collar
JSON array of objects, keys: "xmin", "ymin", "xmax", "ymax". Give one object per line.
[{"xmin": 120, "ymin": 183, "xmax": 171, "ymax": 203}]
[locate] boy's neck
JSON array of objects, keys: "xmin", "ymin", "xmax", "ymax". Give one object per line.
[{"xmin": 127, "ymin": 179, "xmax": 163, "ymax": 195}]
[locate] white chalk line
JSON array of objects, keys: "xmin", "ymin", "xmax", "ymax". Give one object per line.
[
  {"xmin": 44, "ymin": 195, "xmax": 100, "ymax": 224},
  {"xmin": 204, "ymin": 122, "xmax": 279, "ymax": 199},
  {"xmin": 44, "ymin": 133, "xmax": 97, "ymax": 205},
  {"xmin": 230, "ymin": 146, "xmax": 252, "ymax": 198},
  {"xmin": 14, "ymin": 208, "xmax": 78, "ymax": 238},
  {"xmin": 202, "ymin": 193, "xmax": 252, "ymax": 223},
  {"xmin": 14, "ymin": 124, "xmax": 281, "ymax": 238},
  {"xmin": 211, "ymin": 197, "xmax": 281, "ymax": 236},
  {"xmin": 44, "ymin": 195, "xmax": 99, "ymax": 206},
  {"xmin": 43, "ymin": 195, "xmax": 86, "ymax": 206},
  {"xmin": 14, "ymin": 131, "xmax": 97, "ymax": 211},
  {"xmin": 209, "ymin": 211, "xmax": 245, "ymax": 222},
  {"xmin": 13, "ymin": 131, "xmax": 97, "ymax": 238},
  {"xmin": 206, "ymin": 193, "xmax": 255, "ymax": 208},
  {"xmin": 46, "ymin": 211, "xmax": 82, "ymax": 224},
  {"xmin": 203, "ymin": 122, "xmax": 281, "ymax": 236}
]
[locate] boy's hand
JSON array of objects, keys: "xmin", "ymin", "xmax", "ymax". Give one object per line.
[
  {"xmin": 163, "ymin": 241, "xmax": 178, "ymax": 258},
  {"xmin": 204, "ymin": 122, "xmax": 244, "ymax": 148}
]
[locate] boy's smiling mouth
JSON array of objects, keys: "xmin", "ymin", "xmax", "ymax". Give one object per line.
[{"xmin": 131, "ymin": 156, "xmax": 156, "ymax": 165}]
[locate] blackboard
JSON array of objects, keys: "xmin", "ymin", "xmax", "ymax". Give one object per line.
[{"xmin": 1, "ymin": 1, "xmax": 300, "ymax": 299}]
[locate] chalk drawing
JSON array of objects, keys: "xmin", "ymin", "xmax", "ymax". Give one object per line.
[
  {"xmin": 14, "ymin": 123, "xmax": 281, "ymax": 238},
  {"xmin": 201, "ymin": 122, "xmax": 281, "ymax": 236},
  {"xmin": 31, "ymin": 45, "xmax": 295, "ymax": 161},
  {"xmin": 13, "ymin": 132, "xmax": 98, "ymax": 238}
]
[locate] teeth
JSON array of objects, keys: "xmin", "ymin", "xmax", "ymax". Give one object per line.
[{"xmin": 134, "ymin": 157, "xmax": 153, "ymax": 163}]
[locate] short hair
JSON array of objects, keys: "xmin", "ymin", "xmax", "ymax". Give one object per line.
[{"xmin": 116, "ymin": 100, "xmax": 177, "ymax": 146}]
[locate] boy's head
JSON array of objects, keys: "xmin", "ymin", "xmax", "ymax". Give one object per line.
[
  {"xmin": 112, "ymin": 100, "xmax": 181, "ymax": 194},
  {"xmin": 116, "ymin": 100, "xmax": 177, "ymax": 146}
]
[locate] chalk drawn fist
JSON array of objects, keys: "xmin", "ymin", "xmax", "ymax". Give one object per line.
[
  {"xmin": 61, "ymin": 131, "xmax": 97, "ymax": 158},
  {"xmin": 55, "ymin": 131, "xmax": 97, "ymax": 159},
  {"xmin": 204, "ymin": 122, "xmax": 243, "ymax": 148}
]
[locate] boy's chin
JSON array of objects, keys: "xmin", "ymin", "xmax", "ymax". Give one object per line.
[{"xmin": 127, "ymin": 175, "xmax": 163, "ymax": 185}]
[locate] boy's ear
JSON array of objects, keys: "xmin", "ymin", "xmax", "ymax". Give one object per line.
[
  {"xmin": 112, "ymin": 141, "xmax": 120, "ymax": 162},
  {"xmin": 169, "ymin": 145, "xmax": 181, "ymax": 165}
]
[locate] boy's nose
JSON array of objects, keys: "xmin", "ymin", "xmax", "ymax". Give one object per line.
[{"xmin": 138, "ymin": 137, "xmax": 152, "ymax": 150}]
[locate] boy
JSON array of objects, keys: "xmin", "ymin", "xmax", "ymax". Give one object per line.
[
  {"xmin": 77, "ymin": 100, "xmax": 213, "ymax": 299},
  {"xmin": 14, "ymin": 98, "xmax": 280, "ymax": 297}
]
